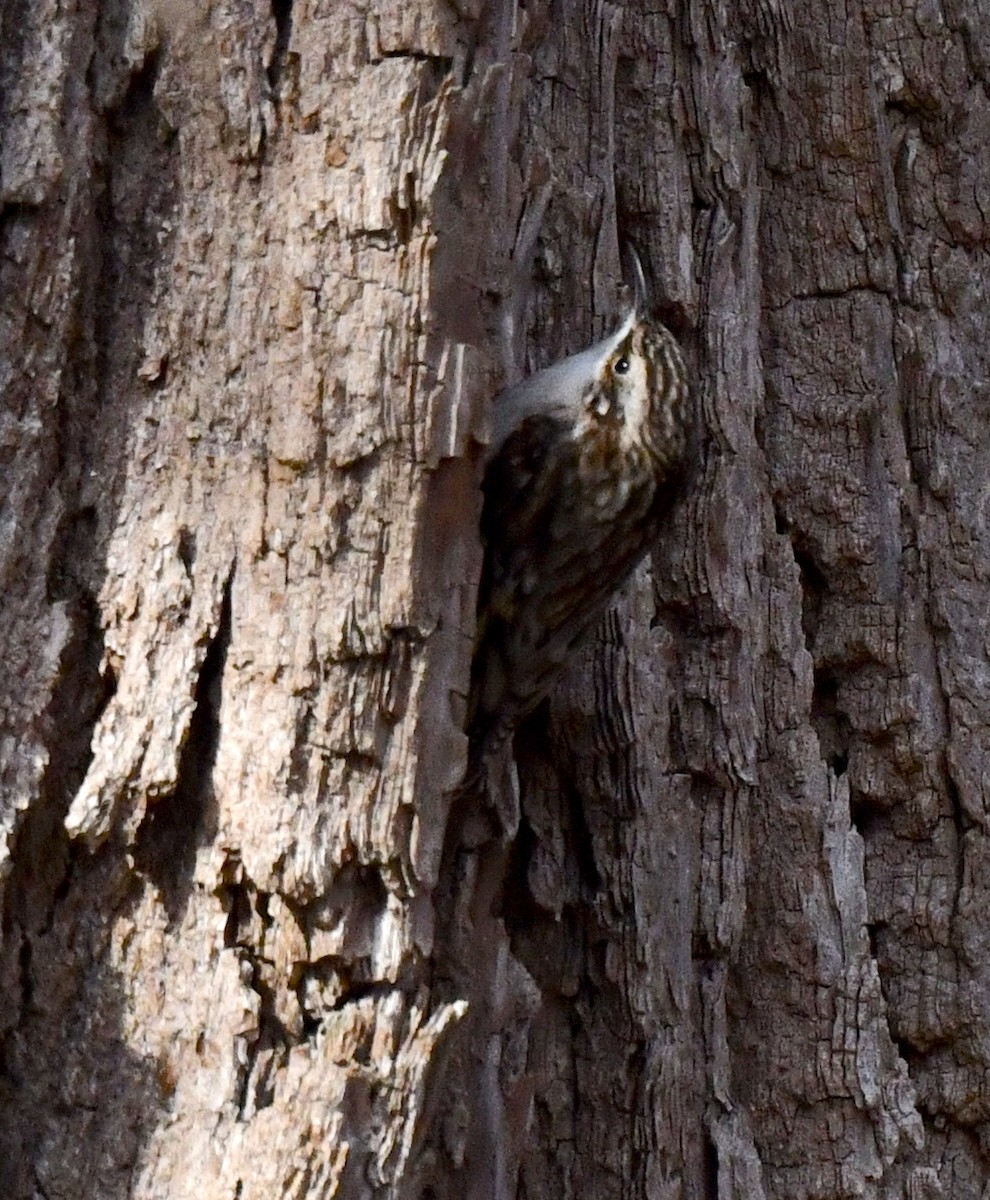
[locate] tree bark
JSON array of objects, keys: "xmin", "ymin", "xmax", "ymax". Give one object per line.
[{"xmin": 2, "ymin": 1, "xmax": 989, "ymax": 1198}]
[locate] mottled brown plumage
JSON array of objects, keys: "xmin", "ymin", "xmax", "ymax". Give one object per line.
[{"xmin": 467, "ymin": 306, "xmax": 689, "ymax": 776}]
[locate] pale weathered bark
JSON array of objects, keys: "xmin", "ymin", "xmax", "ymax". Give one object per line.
[{"xmin": 2, "ymin": 1, "xmax": 990, "ymax": 1198}]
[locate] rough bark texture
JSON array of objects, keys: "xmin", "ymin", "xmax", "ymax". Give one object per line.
[{"xmin": 2, "ymin": 1, "xmax": 990, "ymax": 1198}]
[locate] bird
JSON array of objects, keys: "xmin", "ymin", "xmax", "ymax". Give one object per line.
[{"xmin": 465, "ymin": 250, "xmax": 690, "ymax": 787}]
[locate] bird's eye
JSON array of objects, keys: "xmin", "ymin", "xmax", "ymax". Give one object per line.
[{"xmin": 613, "ymin": 357, "xmax": 630, "ymax": 375}]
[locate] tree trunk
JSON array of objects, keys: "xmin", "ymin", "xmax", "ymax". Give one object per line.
[{"xmin": 2, "ymin": 1, "xmax": 988, "ymax": 1197}]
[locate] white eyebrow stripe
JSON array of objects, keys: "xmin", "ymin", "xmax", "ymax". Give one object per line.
[{"xmin": 487, "ymin": 310, "xmax": 638, "ymax": 458}]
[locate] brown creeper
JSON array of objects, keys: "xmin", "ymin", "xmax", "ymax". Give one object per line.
[{"xmin": 467, "ymin": 260, "xmax": 690, "ymax": 776}]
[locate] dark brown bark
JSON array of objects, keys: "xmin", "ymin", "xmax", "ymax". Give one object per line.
[{"xmin": 2, "ymin": 1, "xmax": 990, "ymax": 1198}]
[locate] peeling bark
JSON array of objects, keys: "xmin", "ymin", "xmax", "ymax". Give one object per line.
[{"xmin": 3, "ymin": 1, "xmax": 990, "ymax": 1198}]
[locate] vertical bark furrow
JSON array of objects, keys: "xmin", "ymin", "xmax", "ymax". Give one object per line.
[{"xmin": 3, "ymin": 1, "xmax": 990, "ymax": 1198}]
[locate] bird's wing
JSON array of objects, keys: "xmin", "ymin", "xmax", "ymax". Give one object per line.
[{"xmin": 479, "ymin": 411, "xmax": 576, "ymax": 609}]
